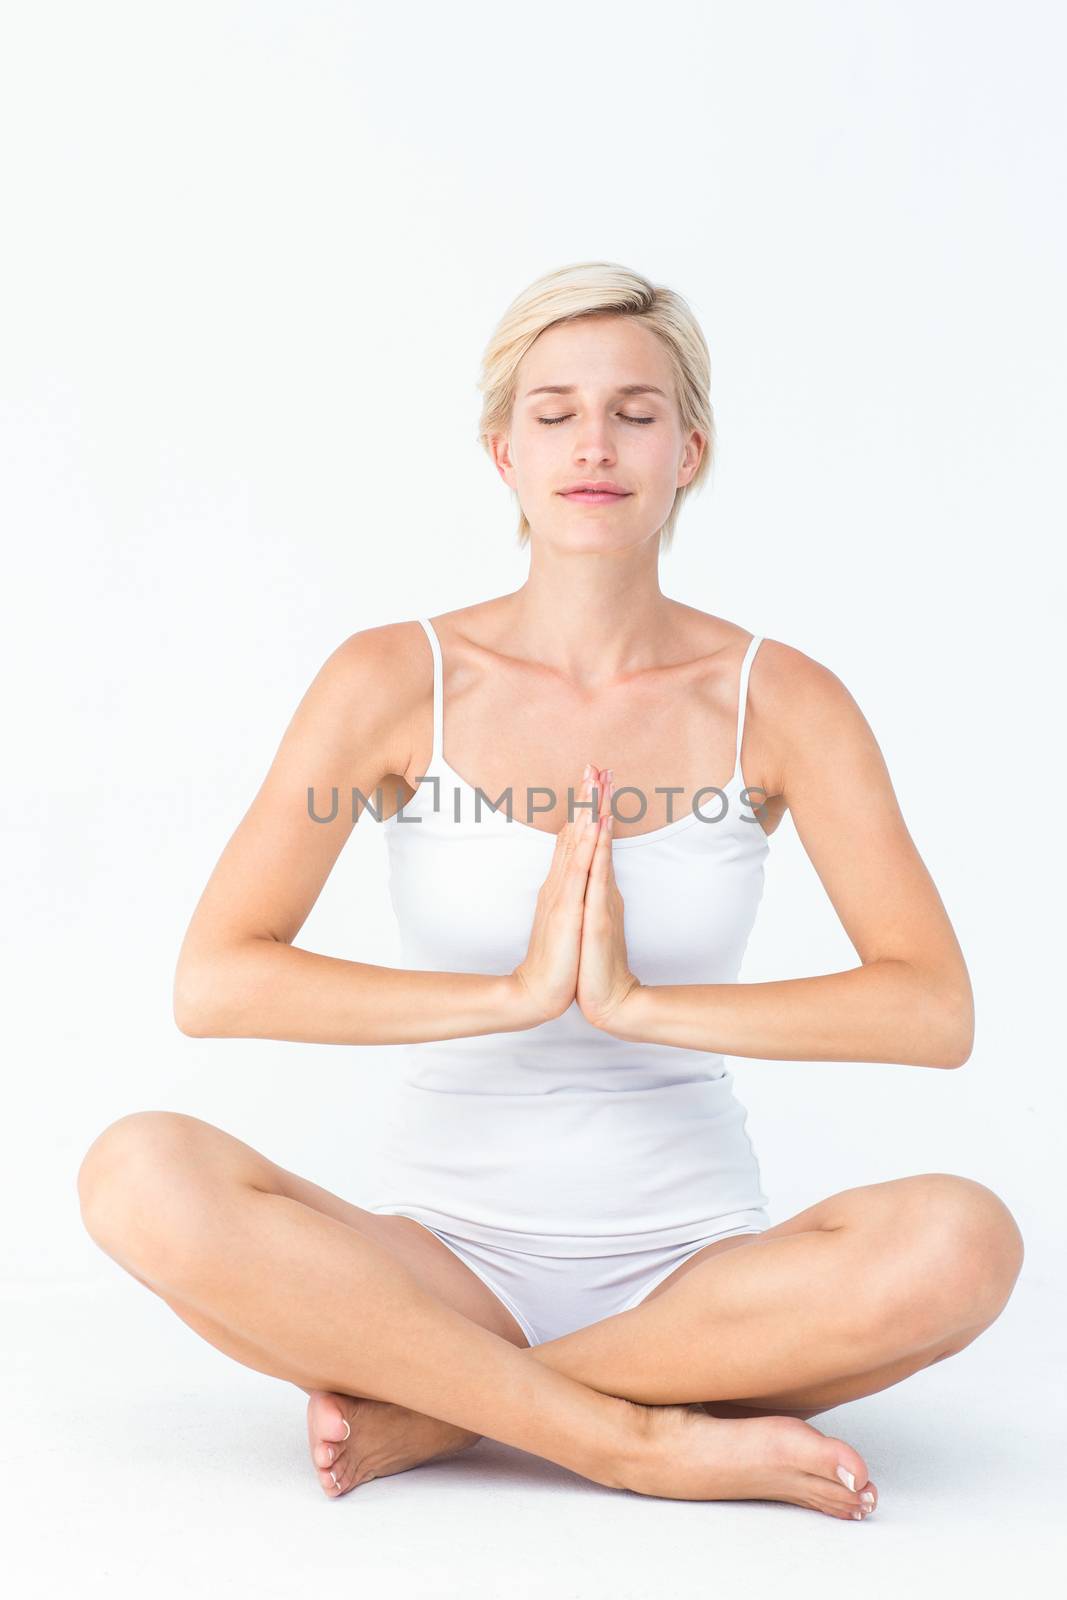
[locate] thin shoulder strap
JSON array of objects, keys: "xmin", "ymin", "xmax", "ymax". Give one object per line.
[
  {"xmin": 734, "ymin": 633, "xmax": 764, "ymax": 783},
  {"xmin": 416, "ymin": 616, "xmax": 444, "ymax": 766}
]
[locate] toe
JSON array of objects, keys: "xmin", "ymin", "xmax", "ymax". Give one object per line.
[
  {"xmin": 307, "ymin": 1389, "xmax": 354, "ymax": 1444},
  {"xmin": 771, "ymin": 1417, "xmax": 871, "ymax": 1500},
  {"xmin": 823, "ymin": 1437, "xmax": 871, "ymax": 1497},
  {"xmin": 307, "ymin": 1390, "xmax": 357, "ymax": 1491},
  {"xmin": 830, "ymin": 1456, "xmax": 868, "ymax": 1494},
  {"xmin": 856, "ymin": 1480, "xmax": 878, "ymax": 1515},
  {"xmin": 840, "ymin": 1487, "xmax": 877, "ymax": 1520},
  {"xmin": 827, "ymin": 1475, "xmax": 878, "ymax": 1519},
  {"xmin": 782, "ymin": 1421, "xmax": 876, "ymax": 1518}
]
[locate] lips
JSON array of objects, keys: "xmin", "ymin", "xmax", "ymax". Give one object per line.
[
  {"xmin": 560, "ymin": 481, "xmax": 629, "ymax": 495},
  {"xmin": 560, "ymin": 486, "xmax": 631, "ymax": 501}
]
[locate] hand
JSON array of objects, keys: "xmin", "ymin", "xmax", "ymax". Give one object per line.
[
  {"xmin": 576, "ymin": 771, "xmax": 643, "ymax": 1030},
  {"xmin": 510, "ymin": 765, "xmax": 604, "ymax": 1025}
]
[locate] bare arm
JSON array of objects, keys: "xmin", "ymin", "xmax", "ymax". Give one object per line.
[
  {"xmin": 599, "ymin": 643, "xmax": 975, "ymax": 1069},
  {"xmin": 172, "ymin": 623, "xmax": 536, "ymax": 1043}
]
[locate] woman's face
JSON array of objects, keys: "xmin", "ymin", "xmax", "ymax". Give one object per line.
[{"xmin": 492, "ymin": 313, "xmax": 704, "ymax": 551}]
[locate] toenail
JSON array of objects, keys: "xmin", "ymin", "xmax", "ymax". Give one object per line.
[
  {"xmin": 329, "ymin": 1471, "xmax": 339, "ymax": 1489},
  {"xmin": 342, "ymin": 1420, "xmax": 351, "ymax": 1440},
  {"xmin": 326, "ymin": 1446, "xmax": 335, "ymax": 1465},
  {"xmin": 861, "ymin": 1491, "xmax": 874, "ymax": 1505},
  {"xmin": 836, "ymin": 1466, "xmax": 856, "ymax": 1491},
  {"xmin": 852, "ymin": 1511, "xmax": 862, "ymax": 1520}
]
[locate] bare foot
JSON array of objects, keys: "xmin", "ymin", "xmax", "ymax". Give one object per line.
[
  {"xmin": 619, "ymin": 1401, "xmax": 879, "ymax": 1521},
  {"xmin": 306, "ymin": 1389, "xmax": 481, "ymax": 1498}
]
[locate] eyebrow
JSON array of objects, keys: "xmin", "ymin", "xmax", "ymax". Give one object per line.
[{"xmin": 523, "ymin": 383, "xmax": 670, "ymax": 400}]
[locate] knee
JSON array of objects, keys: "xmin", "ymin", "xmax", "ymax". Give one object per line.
[
  {"xmin": 77, "ymin": 1110, "xmax": 209, "ymax": 1263},
  {"xmin": 914, "ymin": 1173, "xmax": 1024, "ymax": 1289},
  {"xmin": 878, "ymin": 1174, "xmax": 1025, "ymax": 1340}
]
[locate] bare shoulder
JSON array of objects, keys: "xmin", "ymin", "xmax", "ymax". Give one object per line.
[
  {"xmin": 324, "ymin": 617, "xmax": 426, "ymax": 682},
  {"xmin": 752, "ymin": 636, "xmax": 859, "ymax": 732},
  {"xmin": 750, "ymin": 631, "xmax": 915, "ymax": 873},
  {"xmin": 746, "ymin": 636, "xmax": 869, "ymax": 808},
  {"xmin": 311, "ymin": 618, "xmax": 431, "ymax": 783}
]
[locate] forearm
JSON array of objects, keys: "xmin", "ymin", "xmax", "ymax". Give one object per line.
[
  {"xmin": 174, "ymin": 939, "xmax": 537, "ymax": 1045},
  {"xmin": 602, "ymin": 959, "xmax": 971, "ymax": 1069}
]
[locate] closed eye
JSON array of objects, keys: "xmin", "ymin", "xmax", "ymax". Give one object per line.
[{"xmin": 537, "ymin": 414, "xmax": 655, "ymax": 426}]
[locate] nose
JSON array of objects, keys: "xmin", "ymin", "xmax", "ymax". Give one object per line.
[{"xmin": 573, "ymin": 421, "xmax": 616, "ymax": 466}]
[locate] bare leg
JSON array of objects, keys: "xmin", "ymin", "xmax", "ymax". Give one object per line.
[
  {"xmin": 525, "ymin": 1174, "xmax": 1025, "ymax": 1412},
  {"xmin": 83, "ymin": 1117, "xmax": 992, "ymax": 1517},
  {"xmin": 77, "ymin": 1119, "xmax": 636, "ymax": 1492},
  {"xmin": 117, "ymin": 1253, "xmax": 503, "ymax": 1493}
]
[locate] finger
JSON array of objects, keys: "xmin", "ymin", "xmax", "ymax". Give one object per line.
[
  {"xmin": 589, "ymin": 776, "xmax": 617, "ymax": 886},
  {"xmin": 590, "ymin": 796, "xmax": 612, "ymax": 879},
  {"xmin": 551, "ymin": 768, "xmax": 593, "ymax": 856},
  {"xmin": 560, "ymin": 769, "xmax": 600, "ymax": 890},
  {"xmin": 581, "ymin": 772, "xmax": 610, "ymax": 897},
  {"xmin": 601, "ymin": 772, "xmax": 614, "ymax": 828},
  {"xmin": 573, "ymin": 768, "xmax": 602, "ymax": 850}
]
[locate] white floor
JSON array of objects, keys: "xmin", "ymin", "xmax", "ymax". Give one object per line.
[{"xmin": 5, "ymin": 1269, "xmax": 1062, "ymax": 1599}]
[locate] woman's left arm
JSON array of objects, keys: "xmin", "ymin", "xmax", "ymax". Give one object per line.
[{"xmin": 596, "ymin": 644, "xmax": 975, "ymax": 1070}]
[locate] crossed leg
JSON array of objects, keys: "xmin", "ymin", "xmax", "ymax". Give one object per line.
[
  {"xmin": 527, "ymin": 1174, "xmax": 1026, "ymax": 1420},
  {"xmin": 77, "ymin": 1112, "xmax": 1025, "ymax": 1506}
]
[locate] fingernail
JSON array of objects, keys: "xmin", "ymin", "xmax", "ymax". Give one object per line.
[{"xmin": 836, "ymin": 1466, "xmax": 856, "ymax": 1491}]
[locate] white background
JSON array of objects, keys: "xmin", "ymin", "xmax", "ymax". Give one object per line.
[{"xmin": 2, "ymin": 1, "xmax": 1064, "ymax": 1594}]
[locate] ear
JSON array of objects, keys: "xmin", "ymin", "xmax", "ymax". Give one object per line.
[
  {"xmin": 488, "ymin": 430, "xmax": 517, "ymax": 489},
  {"xmin": 677, "ymin": 428, "xmax": 706, "ymax": 488}
]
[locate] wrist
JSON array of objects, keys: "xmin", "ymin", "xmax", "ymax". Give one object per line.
[
  {"xmin": 593, "ymin": 977, "xmax": 651, "ymax": 1040},
  {"xmin": 503, "ymin": 970, "xmax": 555, "ymax": 1030}
]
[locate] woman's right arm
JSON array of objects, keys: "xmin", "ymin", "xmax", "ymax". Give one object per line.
[{"xmin": 172, "ymin": 623, "xmax": 540, "ymax": 1045}]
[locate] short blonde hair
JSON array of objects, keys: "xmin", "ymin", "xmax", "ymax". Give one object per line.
[{"xmin": 476, "ymin": 261, "xmax": 714, "ymax": 554}]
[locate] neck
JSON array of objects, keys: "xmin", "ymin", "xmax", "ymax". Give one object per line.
[{"xmin": 503, "ymin": 537, "xmax": 679, "ymax": 686}]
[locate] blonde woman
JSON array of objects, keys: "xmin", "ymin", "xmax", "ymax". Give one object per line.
[{"xmin": 77, "ymin": 262, "xmax": 1023, "ymax": 1520}]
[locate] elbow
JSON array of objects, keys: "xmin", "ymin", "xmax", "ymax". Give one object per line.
[
  {"xmin": 174, "ymin": 1004, "xmax": 212, "ymax": 1039},
  {"xmin": 173, "ymin": 937, "xmax": 276, "ymax": 1037},
  {"xmin": 941, "ymin": 1023, "xmax": 974, "ymax": 1069},
  {"xmin": 173, "ymin": 964, "xmax": 226, "ymax": 1038},
  {"xmin": 932, "ymin": 990, "xmax": 975, "ymax": 1070},
  {"xmin": 897, "ymin": 959, "xmax": 973, "ymax": 1068}
]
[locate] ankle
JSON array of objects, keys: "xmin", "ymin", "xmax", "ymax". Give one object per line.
[{"xmin": 599, "ymin": 1397, "xmax": 655, "ymax": 1491}]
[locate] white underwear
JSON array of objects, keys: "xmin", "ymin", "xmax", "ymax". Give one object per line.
[{"xmin": 369, "ymin": 1207, "xmax": 769, "ymax": 1346}]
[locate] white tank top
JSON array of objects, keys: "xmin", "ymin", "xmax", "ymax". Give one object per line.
[{"xmin": 372, "ymin": 616, "xmax": 773, "ymax": 1255}]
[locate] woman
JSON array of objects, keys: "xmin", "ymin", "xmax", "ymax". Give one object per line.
[{"xmin": 77, "ymin": 262, "xmax": 1023, "ymax": 1521}]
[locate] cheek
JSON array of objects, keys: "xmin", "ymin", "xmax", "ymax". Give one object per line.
[
  {"xmin": 509, "ymin": 425, "xmax": 549, "ymax": 471},
  {"xmin": 513, "ymin": 433, "xmax": 566, "ymax": 495},
  {"xmin": 644, "ymin": 431, "xmax": 683, "ymax": 474}
]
